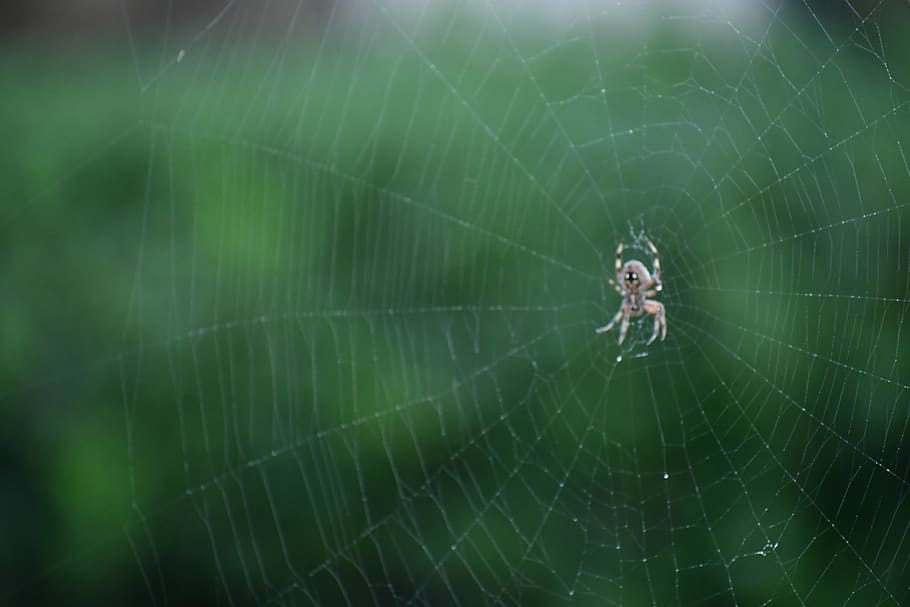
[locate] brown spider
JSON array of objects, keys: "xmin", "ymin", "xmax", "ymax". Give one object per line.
[{"xmin": 595, "ymin": 236, "xmax": 666, "ymax": 345}]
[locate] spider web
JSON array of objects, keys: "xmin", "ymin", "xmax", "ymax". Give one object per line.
[{"xmin": 4, "ymin": 0, "xmax": 910, "ymax": 605}]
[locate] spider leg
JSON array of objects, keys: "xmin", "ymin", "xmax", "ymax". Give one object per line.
[
  {"xmin": 644, "ymin": 236, "xmax": 662, "ymax": 292},
  {"xmin": 606, "ymin": 275, "xmax": 623, "ymax": 294},
  {"xmin": 595, "ymin": 305, "xmax": 624, "ymax": 335},
  {"xmin": 618, "ymin": 309, "xmax": 631, "ymax": 344},
  {"xmin": 615, "ymin": 240, "xmax": 624, "ymax": 277},
  {"xmin": 643, "ymin": 300, "xmax": 666, "ymax": 344}
]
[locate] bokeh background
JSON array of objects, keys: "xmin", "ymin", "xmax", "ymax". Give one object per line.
[{"xmin": 3, "ymin": 1, "xmax": 910, "ymax": 605}]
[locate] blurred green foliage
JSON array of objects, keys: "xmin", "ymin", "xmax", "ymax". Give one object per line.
[{"xmin": 2, "ymin": 4, "xmax": 910, "ymax": 605}]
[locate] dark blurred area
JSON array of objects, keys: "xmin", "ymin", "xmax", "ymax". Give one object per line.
[
  {"xmin": 0, "ymin": 0, "xmax": 884, "ymax": 38},
  {"xmin": 0, "ymin": 0, "xmax": 335, "ymax": 37}
]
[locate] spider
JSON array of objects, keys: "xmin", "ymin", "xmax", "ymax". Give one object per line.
[{"xmin": 595, "ymin": 236, "xmax": 666, "ymax": 345}]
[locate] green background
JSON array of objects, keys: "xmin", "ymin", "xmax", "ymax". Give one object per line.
[{"xmin": 2, "ymin": 2, "xmax": 910, "ymax": 605}]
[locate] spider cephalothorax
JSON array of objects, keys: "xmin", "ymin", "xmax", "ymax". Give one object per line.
[{"xmin": 595, "ymin": 236, "xmax": 666, "ymax": 345}]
